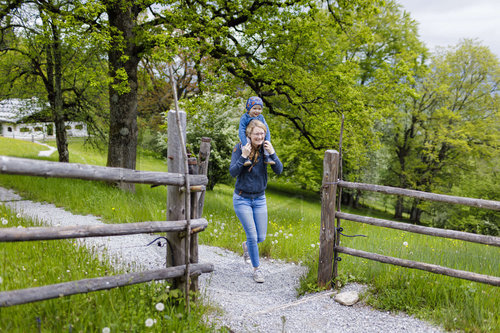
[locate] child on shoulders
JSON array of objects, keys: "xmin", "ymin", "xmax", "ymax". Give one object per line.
[{"xmin": 239, "ymin": 96, "xmax": 275, "ymax": 166}]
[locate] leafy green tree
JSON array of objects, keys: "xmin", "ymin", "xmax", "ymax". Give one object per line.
[
  {"xmin": 384, "ymin": 39, "xmax": 500, "ymax": 225},
  {"xmin": 0, "ymin": 0, "xmax": 108, "ymax": 162},
  {"xmin": 249, "ymin": 0, "xmax": 426, "ymax": 193}
]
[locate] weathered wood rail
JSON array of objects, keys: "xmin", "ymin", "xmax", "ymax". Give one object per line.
[
  {"xmin": 0, "ymin": 264, "xmax": 213, "ymax": 307},
  {"xmin": 318, "ymin": 150, "xmax": 500, "ymax": 288},
  {"xmin": 0, "ymin": 218, "xmax": 208, "ymax": 242},
  {"xmin": 0, "ymin": 112, "xmax": 213, "ymax": 307},
  {"xmin": 0, "ymin": 155, "xmax": 207, "ymax": 187}
]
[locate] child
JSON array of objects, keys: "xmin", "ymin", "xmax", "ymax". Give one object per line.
[{"xmin": 239, "ymin": 96, "xmax": 275, "ymax": 166}]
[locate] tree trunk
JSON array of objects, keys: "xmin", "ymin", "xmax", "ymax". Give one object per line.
[
  {"xmin": 51, "ymin": 22, "xmax": 69, "ymax": 163},
  {"xmin": 410, "ymin": 199, "xmax": 423, "ymax": 224},
  {"xmin": 394, "ymin": 196, "xmax": 404, "ymax": 219},
  {"xmin": 44, "ymin": 18, "xmax": 69, "ymax": 162},
  {"xmin": 105, "ymin": 3, "xmax": 140, "ymax": 191}
]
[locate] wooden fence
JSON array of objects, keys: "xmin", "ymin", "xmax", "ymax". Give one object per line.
[
  {"xmin": 318, "ymin": 150, "xmax": 500, "ymax": 288},
  {"xmin": 0, "ymin": 111, "xmax": 213, "ymax": 307}
]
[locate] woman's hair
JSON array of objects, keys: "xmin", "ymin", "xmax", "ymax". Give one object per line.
[
  {"xmin": 245, "ymin": 119, "xmax": 267, "ymax": 138},
  {"xmin": 245, "ymin": 120, "xmax": 267, "ymax": 164}
]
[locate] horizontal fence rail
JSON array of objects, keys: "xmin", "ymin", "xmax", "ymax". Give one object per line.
[
  {"xmin": 0, "ymin": 156, "xmax": 207, "ymax": 187},
  {"xmin": 0, "ymin": 263, "xmax": 214, "ymax": 307},
  {"xmin": 0, "ymin": 218, "xmax": 208, "ymax": 242},
  {"xmin": 318, "ymin": 150, "xmax": 500, "ymax": 289},
  {"xmin": 336, "ymin": 212, "xmax": 500, "ymax": 247},
  {"xmin": 335, "ymin": 246, "xmax": 500, "ymax": 287},
  {"xmin": 338, "ymin": 181, "xmax": 500, "ymax": 211}
]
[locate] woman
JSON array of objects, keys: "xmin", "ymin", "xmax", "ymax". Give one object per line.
[{"xmin": 229, "ymin": 119, "xmax": 283, "ymax": 283}]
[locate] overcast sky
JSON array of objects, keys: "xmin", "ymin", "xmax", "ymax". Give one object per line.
[{"xmin": 396, "ymin": 0, "xmax": 500, "ymax": 58}]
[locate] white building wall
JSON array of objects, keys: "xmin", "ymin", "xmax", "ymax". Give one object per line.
[{"xmin": 1, "ymin": 121, "xmax": 88, "ymax": 140}]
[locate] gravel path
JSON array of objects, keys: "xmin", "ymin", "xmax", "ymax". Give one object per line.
[{"xmin": 1, "ymin": 187, "xmax": 445, "ymax": 333}]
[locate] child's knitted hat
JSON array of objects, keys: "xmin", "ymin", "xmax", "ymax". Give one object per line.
[{"xmin": 245, "ymin": 96, "xmax": 263, "ymax": 112}]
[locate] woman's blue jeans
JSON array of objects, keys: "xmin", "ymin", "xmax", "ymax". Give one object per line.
[{"xmin": 233, "ymin": 193, "xmax": 268, "ymax": 268}]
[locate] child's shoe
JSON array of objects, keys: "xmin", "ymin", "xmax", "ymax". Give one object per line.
[
  {"xmin": 264, "ymin": 155, "xmax": 275, "ymax": 165},
  {"xmin": 243, "ymin": 159, "xmax": 252, "ymax": 166}
]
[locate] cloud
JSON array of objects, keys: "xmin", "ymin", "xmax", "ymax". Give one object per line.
[{"xmin": 397, "ymin": 0, "xmax": 500, "ymax": 56}]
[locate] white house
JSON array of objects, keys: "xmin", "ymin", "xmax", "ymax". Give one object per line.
[{"xmin": 0, "ymin": 98, "xmax": 88, "ymax": 140}]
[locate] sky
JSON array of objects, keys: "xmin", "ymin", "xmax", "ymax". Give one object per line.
[{"xmin": 396, "ymin": 0, "xmax": 500, "ymax": 58}]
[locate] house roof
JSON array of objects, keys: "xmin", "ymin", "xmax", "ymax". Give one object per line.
[{"xmin": 0, "ymin": 98, "xmax": 46, "ymax": 123}]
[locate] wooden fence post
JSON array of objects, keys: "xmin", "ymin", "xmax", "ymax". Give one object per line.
[
  {"xmin": 166, "ymin": 110, "xmax": 187, "ymax": 289},
  {"xmin": 188, "ymin": 155, "xmax": 200, "ymax": 293},
  {"xmin": 318, "ymin": 150, "xmax": 339, "ymax": 288},
  {"xmin": 197, "ymin": 138, "xmax": 211, "ymax": 217},
  {"xmin": 189, "ymin": 137, "xmax": 211, "ymax": 292}
]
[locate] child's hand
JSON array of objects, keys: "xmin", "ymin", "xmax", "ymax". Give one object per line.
[
  {"xmin": 264, "ymin": 141, "xmax": 275, "ymax": 155},
  {"xmin": 241, "ymin": 143, "xmax": 251, "ymax": 158}
]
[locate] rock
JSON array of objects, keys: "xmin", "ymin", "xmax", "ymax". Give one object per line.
[{"xmin": 334, "ymin": 291, "xmax": 359, "ymax": 306}]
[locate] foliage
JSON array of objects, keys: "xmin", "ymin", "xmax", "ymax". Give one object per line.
[
  {"xmin": 382, "ymin": 39, "xmax": 500, "ymax": 226},
  {"xmin": 182, "ymin": 93, "xmax": 241, "ymax": 190},
  {"xmin": 209, "ymin": 0, "xmax": 426, "ymax": 191},
  {"xmin": 0, "ymin": 0, "xmax": 109, "ymax": 160}
]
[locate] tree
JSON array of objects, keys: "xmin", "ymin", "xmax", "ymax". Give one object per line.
[
  {"xmin": 384, "ymin": 39, "xmax": 500, "ymax": 224},
  {"xmin": 0, "ymin": 0, "xmax": 108, "ymax": 161},
  {"xmin": 225, "ymin": 0, "xmax": 425, "ymax": 192}
]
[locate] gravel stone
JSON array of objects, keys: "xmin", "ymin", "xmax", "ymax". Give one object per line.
[{"xmin": 0, "ymin": 187, "xmax": 445, "ymax": 332}]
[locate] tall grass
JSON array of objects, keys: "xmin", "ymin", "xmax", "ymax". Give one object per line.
[
  {"xmin": 0, "ymin": 205, "xmax": 216, "ymax": 332},
  {"xmin": 0, "ymin": 138, "xmax": 499, "ymax": 332}
]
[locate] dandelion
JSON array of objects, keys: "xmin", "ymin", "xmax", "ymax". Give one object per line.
[
  {"xmin": 16, "ymin": 213, "xmax": 21, "ymax": 218},
  {"xmin": 155, "ymin": 302, "xmax": 165, "ymax": 311},
  {"xmin": 112, "ymin": 207, "xmax": 115, "ymax": 211},
  {"xmin": 102, "ymin": 327, "xmax": 111, "ymax": 333},
  {"xmin": 145, "ymin": 318, "xmax": 154, "ymax": 327},
  {"xmin": 403, "ymin": 241, "xmax": 408, "ymax": 247}
]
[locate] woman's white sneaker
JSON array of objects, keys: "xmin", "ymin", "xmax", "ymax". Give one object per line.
[{"xmin": 253, "ymin": 268, "xmax": 265, "ymax": 283}]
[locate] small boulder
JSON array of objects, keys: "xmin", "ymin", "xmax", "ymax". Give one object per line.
[{"xmin": 334, "ymin": 291, "xmax": 359, "ymax": 306}]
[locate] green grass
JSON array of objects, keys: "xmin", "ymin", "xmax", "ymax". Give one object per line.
[
  {"xmin": 0, "ymin": 205, "xmax": 216, "ymax": 332},
  {"xmin": 0, "ymin": 137, "xmax": 499, "ymax": 332}
]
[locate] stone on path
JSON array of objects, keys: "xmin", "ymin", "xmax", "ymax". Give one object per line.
[{"xmin": 334, "ymin": 291, "xmax": 359, "ymax": 306}]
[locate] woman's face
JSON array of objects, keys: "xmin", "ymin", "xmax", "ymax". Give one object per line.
[{"xmin": 250, "ymin": 127, "xmax": 266, "ymax": 147}]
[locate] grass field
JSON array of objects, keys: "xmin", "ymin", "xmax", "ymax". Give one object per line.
[{"xmin": 0, "ymin": 137, "xmax": 498, "ymax": 332}]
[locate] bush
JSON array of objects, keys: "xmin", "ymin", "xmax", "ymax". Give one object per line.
[{"xmin": 181, "ymin": 94, "xmax": 241, "ymax": 190}]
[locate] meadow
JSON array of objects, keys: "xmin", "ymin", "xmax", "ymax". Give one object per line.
[{"xmin": 0, "ymin": 137, "xmax": 498, "ymax": 332}]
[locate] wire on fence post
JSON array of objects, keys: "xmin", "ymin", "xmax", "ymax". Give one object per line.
[
  {"xmin": 168, "ymin": 64, "xmax": 191, "ymax": 313},
  {"xmin": 332, "ymin": 113, "xmax": 344, "ymax": 288}
]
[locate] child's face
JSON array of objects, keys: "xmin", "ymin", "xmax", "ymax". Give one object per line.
[{"xmin": 248, "ymin": 105, "xmax": 263, "ymax": 117}]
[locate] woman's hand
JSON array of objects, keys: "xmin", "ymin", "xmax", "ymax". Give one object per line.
[
  {"xmin": 264, "ymin": 141, "xmax": 275, "ymax": 155},
  {"xmin": 241, "ymin": 143, "xmax": 251, "ymax": 158}
]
